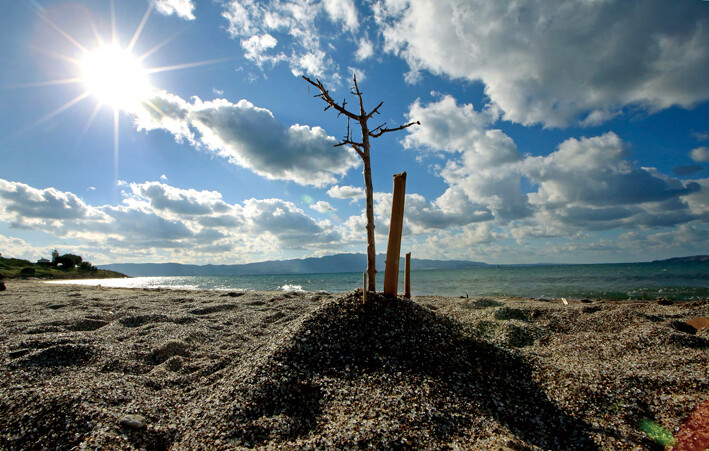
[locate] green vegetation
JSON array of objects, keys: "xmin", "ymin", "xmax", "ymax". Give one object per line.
[{"xmin": 0, "ymin": 255, "xmax": 126, "ymax": 280}]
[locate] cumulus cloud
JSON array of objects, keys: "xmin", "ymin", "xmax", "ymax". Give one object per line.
[
  {"xmin": 526, "ymin": 133, "xmax": 700, "ymax": 208},
  {"xmin": 0, "ymin": 179, "xmax": 103, "ymax": 228},
  {"xmin": 326, "ymin": 185, "xmax": 365, "ymax": 200},
  {"xmin": 376, "ymin": 0, "xmax": 709, "ymax": 127},
  {"xmin": 153, "ymin": 0, "xmax": 195, "ymax": 20},
  {"xmin": 691, "ymin": 146, "xmax": 709, "ymax": 162},
  {"xmin": 128, "ymin": 182, "xmax": 232, "ymax": 216},
  {"xmin": 133, "ymin": 91, "xmax": 360, "ymax": 187},
  {"xmin": 222, "ymin": 0, "xmax": 359, "ymax": 81},
  {"xmin": 0, "ymin": 178, "xmax": 344, "ymax": 263},
  {"xmin": 311, "ymin": 200, "xmax": 336, "ymax": 213},
  {"xmin": 404, "ymin": 96, "xmax": 708, "ymax": 237},
  {"xmin": 405, "ymin": 96, "xmax": 530, "ymax": 221}
]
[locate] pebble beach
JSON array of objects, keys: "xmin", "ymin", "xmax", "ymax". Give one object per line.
[{"xmin": 1, "ymin": 279, "xmax": 708, "ymax": 450}]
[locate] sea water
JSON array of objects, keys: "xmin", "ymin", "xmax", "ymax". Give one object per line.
[{"xmin": 49, "ymin": 261, "xmax": 709, "ymax": 301}]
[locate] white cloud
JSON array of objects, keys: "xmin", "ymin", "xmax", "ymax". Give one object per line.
[
  {"xmin": 222, "ymin": 0, "xmax": 359, "ymax": 82},
  {"xmin": 327, "ymin": 185, "xmax": 365, "ymax": 200},
  {"xmin": 403, "ymin": 96, "xmax": 708, "ymax": 237},
  {"xmin": 0, "ymin": 235, "xmax": 50, "ymax": 262},
  {"xmin": 128, "ymin": 182, "xmax": 231, "ymax": 217},
  {"xmin": 0, "ymin": 179, "xmax": 103, "ymax": 228},
  {"xmin": 355, "ymin": 37, "xmax": 374, "ymax": 61},
  {"xmin": 405, "ymin": 96, "xmax": 530, "ymax": 221},
  {"xmin": 526, "ymin": 134, "xmax": 701, "ymax": 208},
  {"xmin": 153, "ymin": 0, "xmax": 195, "ymax": 20},
  {"xmin": 133, "ymin": 91, "xmax": 360, "ymax": 187},
  {"xmin": 241, "ymin": 33, "xmax": 284, "ymax": 67},
  {"xmin": 322, "ymin": 0, "xmax": 358, "ymax": 31},
  {"xmin": 376, "ymin": 0, "xmax": 709, "ymax": 127},
  {"xmin": 690, "ymin": 146, "xmax": 709, "ymax": 162},
  {"xmin": 0, "ymin": 179, "xmax": 346, "ymax": 263},
  {"xmin": 160, "ymin": 174, "xmax": 168, "ymax": 181},
  {"xmin": 311, "ymin": 200, "xmax": 336, "ymax": 213}
]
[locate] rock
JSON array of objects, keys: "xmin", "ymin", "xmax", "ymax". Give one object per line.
[
  {"xmin": 580, "ymin": 299, "xmax": 592, "ymax": 304},
  {"xmin": 119, "ymin": 414, "xmax": 147, "ymax": 429},
  {"xmin": 0, "ymin": 281, "xmax": 5, "ymax": 291},
  {"xmin": 686, "ymin": 317, "xmax": 709, "ymax": 331},
  {"xmin": 657, "ymin": 299, "xmax": 673, "ymax": 306}
]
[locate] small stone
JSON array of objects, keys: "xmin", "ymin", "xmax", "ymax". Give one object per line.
[
  {"xmin": 657, "ymin": 299, "xmax": 673, "ymax": 306},
  {"xmin": 0, "ymin": 281, "xmax": 5, "ymax": 291},
  {"xmin": 120, "ymin": 414, "xmax": 147, "ymax": 429}
]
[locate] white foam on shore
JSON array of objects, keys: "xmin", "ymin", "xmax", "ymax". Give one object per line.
[{"xmin": 280, "ymin": 284, "xmax": 304, "ymax": 292}]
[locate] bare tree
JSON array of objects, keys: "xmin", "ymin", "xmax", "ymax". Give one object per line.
[{"xmin": 303, "ymin": 75, "xmax": 419, "ymax": 292}]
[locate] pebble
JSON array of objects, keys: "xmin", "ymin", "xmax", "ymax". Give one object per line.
[{"xmin": 119, "ymin": 414, "xmax": 147, "ymax": 429}]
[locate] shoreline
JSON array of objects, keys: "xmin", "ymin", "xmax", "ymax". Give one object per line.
[
  {"xmin": 35, "ymin": 274, "xmax": 709, "ymax": 302},
  {"xmin": 1, "ymin": 280, "xmax": 708, "ymax": 449}
]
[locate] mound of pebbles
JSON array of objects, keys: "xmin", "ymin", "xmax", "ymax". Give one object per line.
[{"xmin": 176, "ymin": 291, "xmax": 595, "ymax": 449}]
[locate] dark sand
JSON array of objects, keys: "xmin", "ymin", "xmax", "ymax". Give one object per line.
[{"xmin": 1, "ymin": 280, "xmax": 707, "ymax": 450}]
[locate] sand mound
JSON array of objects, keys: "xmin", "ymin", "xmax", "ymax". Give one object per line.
[{"xmin": 176, "ymin": 291, "xmax": 596, "ymax": 449}]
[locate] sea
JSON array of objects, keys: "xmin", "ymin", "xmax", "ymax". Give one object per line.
[{"xmin": 49, "ymin": 260, "xmax": 709, "ymax": 301}]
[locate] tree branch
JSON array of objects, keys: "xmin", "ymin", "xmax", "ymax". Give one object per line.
[
  {"xmin": 369, "ymin": 121, "xmax": 421, "ymax": 138},
  {"xmin": 366, "ymin": 101, "xmax": 384, "ymax": 120},
  {"xmin": 352, "ymin": 74, "xmax": 366, "ymax": 118},
  {"xmin": 302, "ymin": 75, "xmax": 360, "ymax": 121}
]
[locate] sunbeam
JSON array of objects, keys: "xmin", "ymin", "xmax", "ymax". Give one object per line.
[{"xmin": 14, "ymin": 0, "xmax": 230, "ymax": 186}]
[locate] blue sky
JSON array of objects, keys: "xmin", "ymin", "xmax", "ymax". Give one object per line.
[{"xmin": 1, "ymin": 0, "xmax": 708, "ymax": 265}]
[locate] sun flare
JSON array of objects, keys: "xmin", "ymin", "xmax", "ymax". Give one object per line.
[{"xmin": 81, "ymin": 45, "xmax": 151, "ymax": 110}]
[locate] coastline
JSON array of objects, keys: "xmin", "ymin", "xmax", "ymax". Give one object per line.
[{"xmin": 1, "ymin": 279, "xmax": 707, "ymax": 449}]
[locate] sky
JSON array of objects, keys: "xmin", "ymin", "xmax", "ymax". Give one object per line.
[{"xmin": 1, "ymin": 0, "xmax": 709, "ymax": 266}]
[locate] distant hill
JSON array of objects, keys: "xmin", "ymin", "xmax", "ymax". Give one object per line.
[
  {"xmin": 651, "ymin": 255, "xmax": 709, "ymax": 263},
  {"xmin": 98, "ymin": 253, "xmax": 489, "ymax": 277},
  {"xmin": 0, "ymin": 256, "xmax": 126, "ymax": 280}
]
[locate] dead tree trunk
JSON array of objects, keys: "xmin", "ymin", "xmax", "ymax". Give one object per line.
[{"xmin": 303, "ymin": 75, "xmax": 419, "ymax": 292}]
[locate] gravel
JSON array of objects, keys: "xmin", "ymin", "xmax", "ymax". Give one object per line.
[{"xmin": 1, "ymin": 280, "xmax": 707, "ymax": 450}]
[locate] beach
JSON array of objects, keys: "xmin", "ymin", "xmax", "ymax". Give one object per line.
[{"xmin": 1, "ymin": 280, "xmax": 707, "ymax": 450}]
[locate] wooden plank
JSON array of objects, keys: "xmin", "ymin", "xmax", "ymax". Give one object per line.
[{"xmin": 383, "ymin": 172, "xmax": 407, "ymax": 297}]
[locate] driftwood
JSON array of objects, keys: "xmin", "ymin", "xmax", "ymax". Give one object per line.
[
  {"xmin": 303, "ymin": 75, "xmax": 419, "ymax": 292},
  {"xmin": 384, "ymin": 172, "xmax": 407, "ymax": 297}
]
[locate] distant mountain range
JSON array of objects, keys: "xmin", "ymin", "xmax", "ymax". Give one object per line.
[
  {"xmin": 98, "ymin": 253, "xmax": 489, "ymax": 277},
  {"xmin": 651, "ymin": 255, "xmax": 709, "ymax": 263}
]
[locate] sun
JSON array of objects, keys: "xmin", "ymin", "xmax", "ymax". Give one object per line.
[{"xmin": 81, "ymin": 44, "xmax": 151, "ymax": 110}]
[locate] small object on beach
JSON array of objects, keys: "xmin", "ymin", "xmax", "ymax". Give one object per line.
[
  {"xmin": 0, "ymin": 281, "xmax": 5, "ymax": 291},
  {"xmin": 562, "ymin": 297, "xmax": 569, "ymax": 305},
  {"xmin": 362, "ymin": 272, "xmax": 367, "ymax": 304},
  {"xmin": 657, "ymin": 299, "xmax": 673, "ymax": 306},
  {"xmin": 580, "ymin": 299, "xmax": 592, "ymax": 304},
  {"xmin": 97, "ymin": 284, "xmax": 102, "ymax": 290},
  {"xmin": 686, "ymin": 317, "xmax": 709, "ymax": 331},
  {"xmin": 119, "ymin": 414, "xmax": 147, "ymax": 429}
]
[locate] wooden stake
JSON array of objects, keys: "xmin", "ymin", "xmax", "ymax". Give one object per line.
[
  {"xmin": 383, "ymin": 172, "xmax": 407, "ymax": 297},
  {"xmin": 363, "ymin": 272, "xmax": 367, "ymax": 304},
  {"xmin": 405, "ymin": 252, "xmax": 411, "ymax": 299}
]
